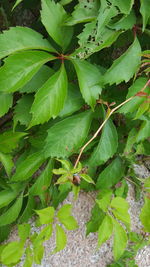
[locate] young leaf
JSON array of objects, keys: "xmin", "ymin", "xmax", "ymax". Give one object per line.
[
  {"xmin": 71, "ymin": 59, "xmax": 102, "ymax": 109},
  {"xmin": 0, "ymin": 194, "xmax": 23, "ymax": 226},
  {"xmin": 103, "ymin": 38, "xmax": 141, "ymax": 85},
  {"xmin": 0, "ymin": 152, "xmax": 14, "ymax": 176},
  {"xmin": 110, "ymin": 197, "xmax": 131, "ymax": 228},
  {"xmin": 30, "ymin": 63, "xmax": 68, "ymax": 127},
  {"xmin": 140, "ymin": 0, "xmax": 150, "ymax": 31},
  {"xmin": 96, "ymin": 158, "xmax": 124, "ymax": 189},
  {"xmin": 0, "ymin": 93, "xmax": 13, "ymax": 117},
  {"xmin": 0, "ymin": 131, "xmax": 27, "ymax": 153},
  {"xmin": 113, "ymin": 219, "xmax": 128, "ymax": 260},
  {"xmin": 20, "ymin": 65, "xmax": 54, "ymax": 93},
  {"xmin": 44, "ymin": 110, "xmax": 92, "ymax": 158},
  {"xmin": 0, "ymin": 51, "xmax": 55, "ymax": 93},
  {"xmin": 18, "ymin": 224, "xmax": 31, "ymax": 242},
  {"xmin": 1, "ymin": 241, "xmax": 24, "ymax": 265},
  {"xmin": 52, "ymin": 224, "xmax": 67, "ymax": 253},
  {"xmin": 29, "ymin": 159, "xmax": 54, "ymax": 196},
  {"xmin": 0, "ymin": 26, "xmax": 56, "ymax": 60},
  {"xmin": 57, "ymin": 204, "xmax": 78, "ymax": 230},
  {"xmin": 96, "ymin": 191, "xmax": 112, "ymax": 212},
  {"xmin": 53, "ymin": 168, "xmax": 68, "ymax": 175},
  {"xmin": 89, "ymin": 119, "xmax": 118, "ymax": 166},
  {"xmin": 13, "ymin": 95, "xmax": 33, "ymax": 129},
  {"xmin": 35, "ymin": 207, "xmax": 55, "ymax": 224},
  {"xmin": 140, "ymin": 197, "xmax": 150, "ymax": 232},
  {"xmin": 98, "ymin": 215, "xmax": 113, "ymax": 247},
  {"xmin": 11, "ymin": 152, "xmax": 45, "ymax": 182},
  {"xmin": 80, "ymin": 174, "xmax": 95, "ymax": 184},
  {"xmin": 41, "ymin": 0, "xmax": 73, "ymax": 48},
  {"xmin": 57, "ymin": 159, "xmax": 73, "ymax": 171}
]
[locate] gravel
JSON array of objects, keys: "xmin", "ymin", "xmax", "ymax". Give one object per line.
[{"xmin": 6, "ymin": 164, "xmax": 150, "ymax": 267}]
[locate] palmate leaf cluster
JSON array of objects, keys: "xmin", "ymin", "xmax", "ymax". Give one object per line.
[{"xmin": 0, "ymin": 0, "xmax": 150, "ymax": 266}]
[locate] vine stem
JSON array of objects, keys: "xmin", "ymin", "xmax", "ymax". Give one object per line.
[{"xmin": 74, "ymin": 79, "xmax": 150, "ymax": 169}]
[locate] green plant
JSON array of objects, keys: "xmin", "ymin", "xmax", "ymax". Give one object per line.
[{"xmin": 0, "ymin": 0, "xmax": 150, "ymax": 266}]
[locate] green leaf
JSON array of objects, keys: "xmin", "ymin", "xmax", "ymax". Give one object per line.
[
  {"xmin": 0, "ymin": 51, "xmax": 55, "ymax": 93},
  {"xmin": 1, "ymin": 241, "xmax": 24, "ymax": 265},
  {"xmin": 103, "ymin": 38, "xmax": 141, "ymax": 85},
  {"xmin": 124, "ymin": 128, "xmax": 137, "ymax": 154},
  {"xmin": 53, "ymin": 168, "xmax": 68, "ymax": 175},
  {"xmin": 0, "ymin": 189, "xmax": 18, "ymax": 209},
  {"xmin": 19, "ymin": 196, "xmax": 35, "ymax": 223},
  {"xmin": 0, "ymin": 131, "xmax": 27, "ymax": 153},
  {"xmin": 33, "ymin": 243, "xmax": 44, "ymax": 265},
  {"xmin": 98, "ymin": 215, "xmax": 113, "ymax": 247},
  {"xmin": 35, "ymin": 207, "xmax": 55, "ymax": 224},
  {"xmin": 23, "ymin": 247, "xmax": 33, "ymax": 267},
  {"xmin": 11, "ymin": 151, "xmax": 45, "ymax": 182},
  {"xmin": 0, "ymin": 152, "xmax": 13, "ymax": 176},
  {"xmin": 0, "ymin": 92, "xmax": 13, "ymax": 117},
  {"xmin": 0, "ymin": 194, "xmax": 23, "ymax": 226},
  {"xmin": 20, "ymin": 65, "xmax": 54, "ymax": 93},
  {"xmin": 12, "ymin": 0, "xmax": 23, "ymax": 10},
  {"xmin": 44, "ymin": 110, "xmax": 92, "ymax": 158},
  {"xmin": 52, "ymin": 224, "xmax": 67, "ymax": 253},
  {"xmin": 34, "ymin": 224, "xmax": 53, "ymax": 242},
  {"xmin": 136, "ymin": 119, "xmax": 150, "ymax": 143},
  {"xmin": 30, "ymin": 63, "xmax": 68, "ymax": 127},
  {"xmin": 41, "ymin": 0, "xmax": 73, "ymax": 48},
  {"xmin": 115, "ymin": 0, "xmax": 134, "ymax": 14},
  {"xmin": 18, "ymin": 224, "xmax": 31, "ymax": 242},
  {"xmin": 140, "ymin": 0, "xmax": 150, "ymax": 31},
  {"xmin": 0, "ymin": 225, "xmax": 11, "ymax": 243},
  {"xmin": 96, "ymin": 158, "xmax": 124, "ymax": 189},
  {"xmin": 57, "ymin": 204, "xmax": 78, "ymax": 230},
  {"xmin": 113, "ymin": 219, "xmax": 128, "ymax": 260},
  {"xmin": 59, "ymin": 83, "xmax": 84, "ymax": 117},
  {"xmin": 55, "ymin": 174, "xmax": 68, "ymax": 184},
  {"xmin": 89, "ymin": 119, "xmax": 118, "ymax": 166},
  {"xmin": 127, "ymin": 77, "xmax": 149, "ymax": 98},
  {"xmin": 30, "ymin": 159, "xmax": 54, "ymax": 196},
  {"xmin": 0, "ymin": 26, "xmax": 56, "ymax": 60},
  {"xmin": 66, "ymin": 0, "xmax": 99, "ymax": 25},
  {"xmin": 73, "ymin": 23, "xmax": 121, "ymax": 59},
  {"xmin": 140, "ymin": 197, "xmax": 150, "ymax": 232},
  {"xmin": 109, "ymin": 10, "xmax": 136, "ymax": 30},
  {"xmin": 57, "ymin": 159, "xmax": 73, "ymax": 171},
  {"xmin": 13, "ymin": 95, "xmax": 33, "ymax": 129},
  {"xmin": 96, "ymin": 191, "xmax": 112, "ymax": 212},
  {"xmin": 86, "ymin": 204, "xmax": 105, "ymax": 235},
  {"xmin": 110, "ymin": 197, "xmax": 130, "ymax": 229},
  {"xmin": 71, "ymin": 59, "xmax": 102, "ymax": 109},
  {"xmin": 80, "ymin": 174, "xmax": 95, "ymax": 184}
]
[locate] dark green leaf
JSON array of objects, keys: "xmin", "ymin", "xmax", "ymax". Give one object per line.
[
  {"xmin": 90, "ymin": 119, "xmax": 118, "ymax": 166},
  {"xmin": 30, "ymin": 159, "xmax": 54, "ymax": 196},
  {"xmin": 0, "ymin": 131, "xmax": 27, "ymax": 153},
  {"xmin": 30, "ymin": 63, "xmax": 68, "ymax": 127},
  {"xmin": 0, "ymin": 194, "xmax": 23, "ymax": 226},
  {"xmin": 0, "ymin": 51, "xmax": 55, "ymax": 93},
  {"xmin": 0, "ymin": 93, "xmax": 13, "ymax": 117},
  {"xmin": 96, "ymin": 158, "xmax": 124, "ymax": 189},
  {"xmin": 11, "ymin": 151, "xmax": 45, "ymax": 182},
  {"xmin": 44, "ymin": 110, "xmax": 92, "ymax": 158}
]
